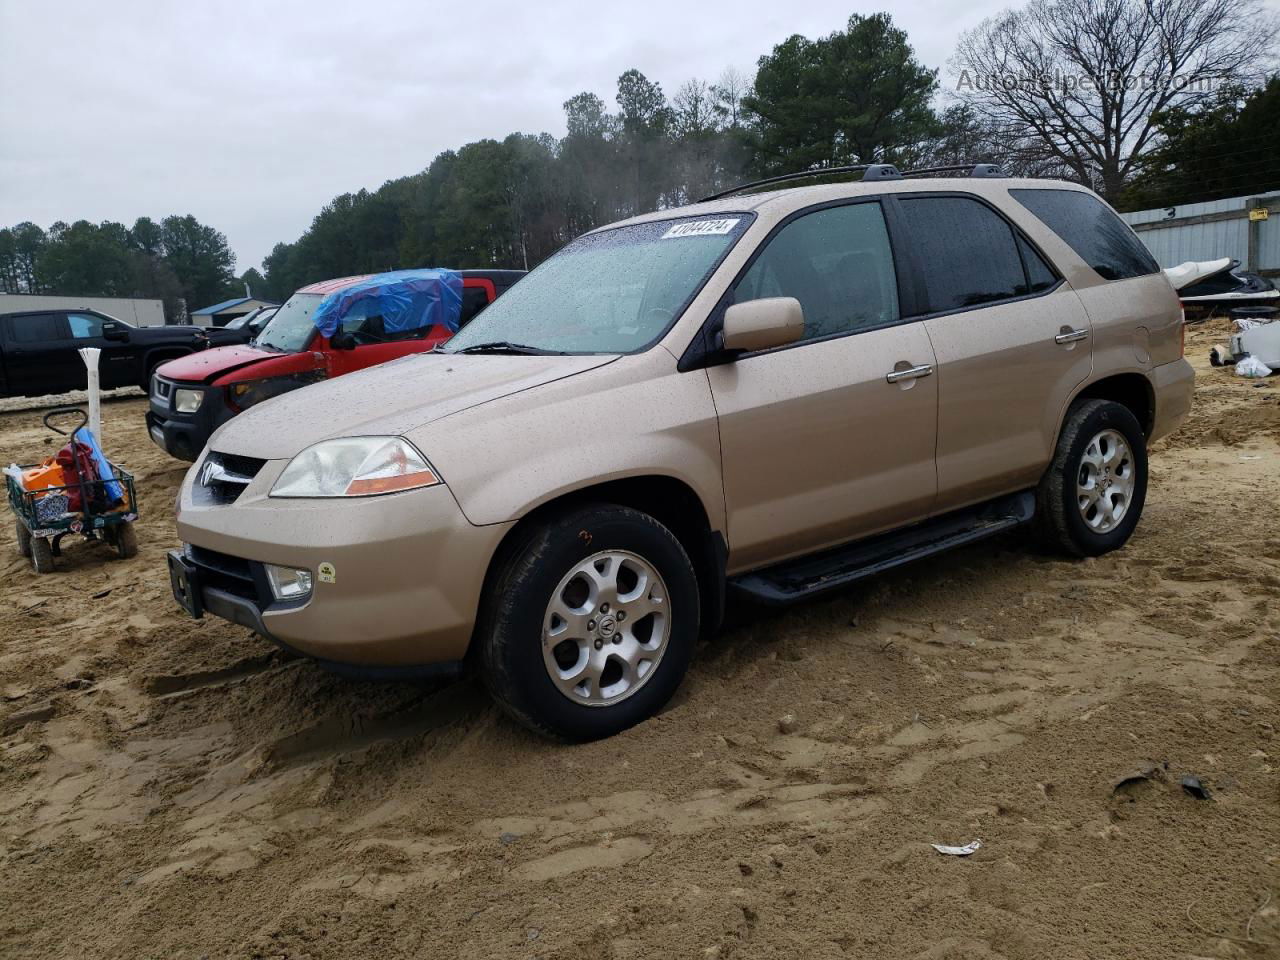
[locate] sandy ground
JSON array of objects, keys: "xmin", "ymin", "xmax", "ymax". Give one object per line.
[{"xmin": 2, "ymin": 319, "xmax": 1278, "ymax": 960}]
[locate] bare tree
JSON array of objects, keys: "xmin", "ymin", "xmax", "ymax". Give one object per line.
[
  {"xmin": 711, "ymin": 66, "xmax": 751, "ymax": 129},
  {"xmin": 672, "ymin": 79, "xmax": 717, "ymax": 139},
  {"xmin": 951, "ymin": 0, "xmax": 1278, "ymax": 196}
]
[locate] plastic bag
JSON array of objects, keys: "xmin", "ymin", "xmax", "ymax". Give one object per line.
[{"xmin": 1235, "ymin": 355, "xmax": 1273, "ymax": 378}]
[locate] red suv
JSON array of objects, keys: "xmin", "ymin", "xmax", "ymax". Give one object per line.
[{"xmin": 146, "ymin": 269, "xmax": 523, "ymax": 460}]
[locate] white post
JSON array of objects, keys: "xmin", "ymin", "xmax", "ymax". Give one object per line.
[{"xmin": 78, "ymin": 347, "xmax": 102, "ymax": 444}]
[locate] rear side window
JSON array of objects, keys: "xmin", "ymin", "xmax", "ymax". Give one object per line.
[
  {"xmin": 899, "ymin": 196, "xmax": 1027, "ymax": 313},
  {"xmin": 734, "ymin": 202, "xmax": 899, "ymax": 342},
  {"xmin": 1018, "ymin": 236, "xmax": 1059, "ymax": 294},
  {"xmin": 7, "ymin": 313, "xmax": 64, "ymax": 342},
  {"xmin": 459, "ymin": 286, "xmax": 490, "ymax": 327},
  {"xmin": 1011, "ymin": 188, "xmax": 1159, "ymax": 281}
]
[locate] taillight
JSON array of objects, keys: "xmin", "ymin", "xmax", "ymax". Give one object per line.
[{"xmin": 1180, "ymin": 309, "xmax": 1186, "ymax": 358}]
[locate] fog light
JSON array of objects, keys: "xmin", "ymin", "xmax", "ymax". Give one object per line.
[
  {"xmin": 265, "ymin": 564, "xmax": 313, "ymax": 602},
  {"xmin": 174, "ymin": 388, "xmax": 204, "ymax": 413}
]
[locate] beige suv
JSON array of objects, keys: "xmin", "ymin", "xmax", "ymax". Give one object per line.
[{"xmin": 168, "ymin": 165, "xmax": 1193, "ymax": 740}]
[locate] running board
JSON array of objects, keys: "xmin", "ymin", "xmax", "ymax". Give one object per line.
[{"xmin": 729, "ymin": 491, "xmax": 1035, "ymax": 606}]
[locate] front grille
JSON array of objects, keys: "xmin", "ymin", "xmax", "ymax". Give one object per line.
[
  {"xmin": 192, "ymin": 451, "xmax": 266, "ymax": 506},
  {"xmin": 185, "ymin": 544, "xmax": 261, "ymax": 603},
  {"xmin": 153, "ymin": 377, "xmax": 173, "ymax": 402}
]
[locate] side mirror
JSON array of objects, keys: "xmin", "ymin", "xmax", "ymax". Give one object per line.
[
  {"xmin": 102, "ymin": 321, "xmax": 129, "ymax": 342},
  {"xmin": 721, "ymin": 297, "xmax": 804, "ymax": 353},
  {"xmin": 329, "ymin": 330, "xmax": 357, "ymax": 350}
]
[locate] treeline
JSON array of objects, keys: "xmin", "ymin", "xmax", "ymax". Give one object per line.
[
  {"xmin": 0, "ymin": 215, "xmax": 249, "ymax": 322},
  {"xmin": 261, "ymin": 14, "xmax": 978, "ymax": 299},
  {"xmin": 6, "ymin": 7, "xmax": 1276, "ymax": 312},
  {"xmin": 257, "ymin": 67, "xmax": 757, "ymax": 298}
]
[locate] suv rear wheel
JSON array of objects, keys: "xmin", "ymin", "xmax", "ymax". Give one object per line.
[
  {"xmin": 1036, "ymin": 399, "xmax": 1148, "ymax": 557},
  {"xmin": 478, "ymin": 504, "xmax": 699, "ymax": 741}
]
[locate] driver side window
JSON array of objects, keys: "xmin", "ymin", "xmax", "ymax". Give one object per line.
[
  {"xmin": 734, "ymin": 202, "xmax": 899, "ymax": 343},
  {"xmin": 67, "ymin": 313, "xmax": 106, "ymax": 339}
]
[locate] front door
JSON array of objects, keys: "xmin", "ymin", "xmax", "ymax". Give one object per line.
[
  {"xmin": 892, "ymin": 194, "xmax": 1094, "ymax": 512},
  {"xmin": 65, "ymin": 312, "xmax": 141, "ymax": 389},
  {"xmin": 706, "ymin": 199, "xmax": 939, "ymax": 573}
]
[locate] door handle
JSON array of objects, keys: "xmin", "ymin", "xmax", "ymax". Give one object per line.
[
  {"xmin": 1055, "ymin": 328, "xmax": 1089, "ymax": 344},
  {"xmin": 885, "ymin": 363, "xmax": 934, "ymax": 383}
]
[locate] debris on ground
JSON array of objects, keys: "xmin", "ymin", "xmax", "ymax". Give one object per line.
[
  {"xmin": 1236, "ymin": 355, "xmax": 1274, "ymax": 378},
  {"xmin": 1111, "ymin": 761, "xmax": 1167, "ymax": 794},
  {"xmin": 1180, "ymin": 775, "xmax": 1213, "ymax": 800},
  {"xmin": 931, "ymin": 840, "xmax": 982, "ymax": 856}
]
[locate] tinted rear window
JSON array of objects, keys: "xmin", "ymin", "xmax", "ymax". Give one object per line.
[
  {"xmin": 899, "ymin": 196, "xmax": 1027, "ymax": 313},
  {"xmin": 1017, "ymin": 235, "xmax": 1059, "ymax": 294},
  {"xmin": 459, "ymin": 286, "xmax": 490, "ymax": 326},
  {"xmin": 7, "ymin": 313, "xmax": 63, "ymax": 342},
  {"xmin": 1011, "ymin": 188, "xmax": 1159, "ymax": 281}
]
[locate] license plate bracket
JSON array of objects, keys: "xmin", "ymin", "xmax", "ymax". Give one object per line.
[{"xmin": 168, "ymin": 550, "xmax": 204, "ymax": 618}]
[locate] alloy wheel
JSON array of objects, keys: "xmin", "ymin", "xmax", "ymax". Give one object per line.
[
  {"xmin": 1075, "ymin": 428, "xmax": 1135, "ymax": 534},
  {"xmin": 541, "ymin": 550, "xmax": 671, "ymax": 707}
]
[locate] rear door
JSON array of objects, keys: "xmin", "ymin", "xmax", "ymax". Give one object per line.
[
  {"xmin": 3, "ymin": 313, "xmax": 74, "ymax": 395},
  {"xmin": 706, "ymin": 199, "xmax": 939, "ymax": 572},
  {"xmin": 891, "ymin": 193, "xmax": 1093, "ymax": 513}
]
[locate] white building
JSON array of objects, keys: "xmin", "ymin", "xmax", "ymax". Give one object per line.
[{"xmin": 0, "ymin": 293, "xmax": 167, "ymax": 326}]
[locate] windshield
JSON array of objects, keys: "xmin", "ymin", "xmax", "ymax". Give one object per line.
[
  {"xmin": 253, "ymin": 293, "xmax": 324, "ymax": 352},
  {"xmin": 444, "ymin": 215, "xmax": 753, "ymax": 355}
]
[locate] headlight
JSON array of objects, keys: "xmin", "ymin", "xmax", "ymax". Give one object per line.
[
  {"xmin": 228, "ymin": 372, "xmax": 325, "ymax": 411},
  {"xmin": 270, "ymin": 437, "xmax": 441, "ymax": 498},
  {"xmin": 174, "ymin": 388, "xmax": 204, "ymax": 413}
]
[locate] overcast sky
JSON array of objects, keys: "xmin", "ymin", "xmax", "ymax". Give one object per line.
[{"xmin": 0, "ymin": 0, "xmax": 1167, "ymax": 272}]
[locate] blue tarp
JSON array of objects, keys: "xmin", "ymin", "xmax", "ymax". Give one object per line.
[{"xmin": 311, "ymin": 269, "xmax": 464, "ymax": 339}]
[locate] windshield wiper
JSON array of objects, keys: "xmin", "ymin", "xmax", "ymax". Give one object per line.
[{"xmin": 452, "ymin": 341, "xmax": 565, "ymax": 356}]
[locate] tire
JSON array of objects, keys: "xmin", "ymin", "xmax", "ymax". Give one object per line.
[
  {"xmin": 31, "ymin": 536, "xmax": 55, "ymax": 574},
  {"xmin": 16, "ymin": 519, "xmax": 31, "ymax": 558},
  {"xmin": 478, "ymin": 504, "xmax": 700, "ymax": 741},
  {"xmin": 1035, "ymin": 399, "xmax": 1148, "ymax": 557},
  {"xmin": 114, "ymin": 523, "xmax": 138, "ymax": 559}
]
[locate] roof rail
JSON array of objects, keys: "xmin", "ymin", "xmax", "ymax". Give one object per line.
[
  {"xmin": 698, "ymin": 165, "xmax": 873, "ymax": 203},
  {"xmin": 697, "ymin": 162, "xmax": 1003, "ymax": 203},
  {"xmin": 900, "ymin": 163, "xmax": 1005, "ymax": 179}
]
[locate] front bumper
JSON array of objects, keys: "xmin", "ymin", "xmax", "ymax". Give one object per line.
[
  {"xmin": 148, "ymin": 380, "xmax": 236, "ymax": 461},
  {"xmin": 1149, "ymin": 357, "xmax": 1195, "ymax": 444},
  {"xmin": 173, "ymin": 458, "xmax": 512, "ymax": 666}
]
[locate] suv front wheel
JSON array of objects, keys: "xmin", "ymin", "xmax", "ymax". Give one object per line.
[
  {"xmin": 478, "ymin": 504, "xmax": 699, "ymax": 741},
  {"xmin": 1036, "ymin": 399, "xmax": 1148, "ymax": 557}
]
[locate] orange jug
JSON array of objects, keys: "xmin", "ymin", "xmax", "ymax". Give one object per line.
[{"xmin": 21, "ymin": 459, "xmax": 66, "ymax": 492}]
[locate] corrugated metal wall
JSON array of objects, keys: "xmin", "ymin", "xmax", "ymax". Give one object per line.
[
  {"xmin": 0, "ymin": 294, "xmax": 166, "ymax": 326},
  {"xmin": 1120, "ymin": 193, "xmax": 1280, "ymax": 276}
]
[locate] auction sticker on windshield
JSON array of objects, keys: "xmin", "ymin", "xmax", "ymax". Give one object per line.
[{"xmin": 662, "ymin": 218, "xmax": 741, "ymax": 239}]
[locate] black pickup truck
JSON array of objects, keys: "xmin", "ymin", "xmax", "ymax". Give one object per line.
[{"xmin": 0, "ymin": 309, "xmax": 244, "ymax": 399}]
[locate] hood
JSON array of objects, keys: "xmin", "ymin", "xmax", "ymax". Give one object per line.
[
  {"xmin": 208, "ymin": 351, "xmax": 618, "ymax": 460},
  {"xmin": 1164, "ymin": 257, "xmax": 1235, "ymax": 291},
  {"xmin": 156, "ymin": 343, "xmax": 284, "ymax": 383}
]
